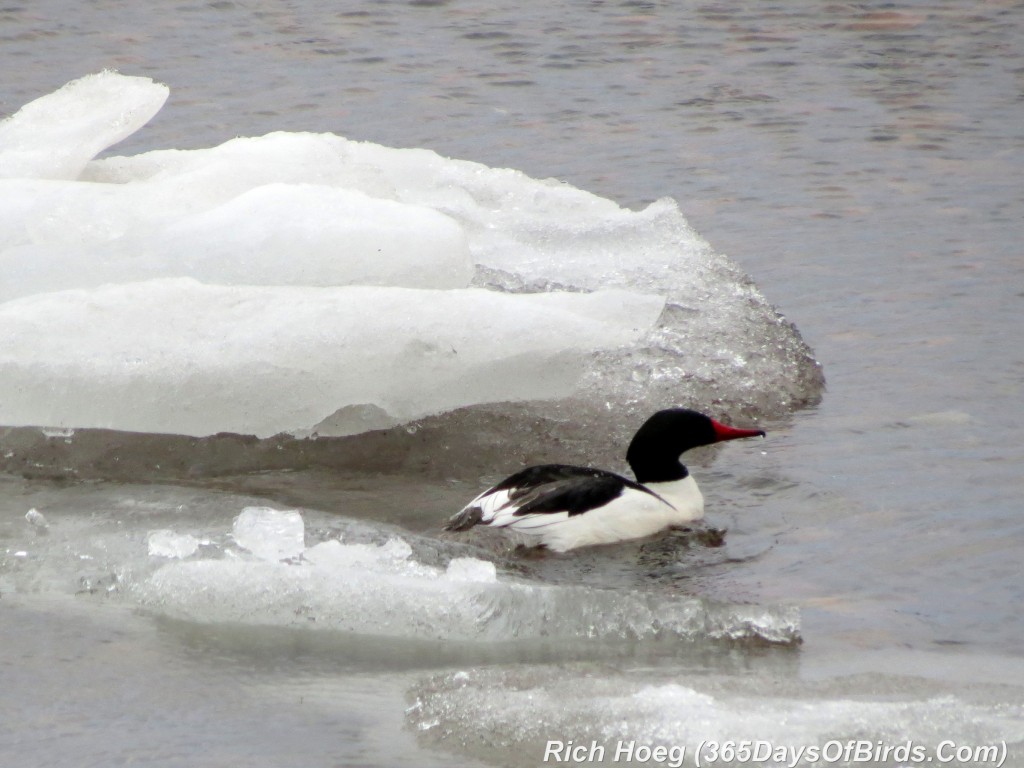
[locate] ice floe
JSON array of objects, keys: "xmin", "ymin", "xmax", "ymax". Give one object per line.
[
  {"xmin": 0, "ymin": 72, "xmax": 822, "ymax": 444},
  {"xmin": 130, "ymin": 508, "xmax": 799, "ymax": 644}
]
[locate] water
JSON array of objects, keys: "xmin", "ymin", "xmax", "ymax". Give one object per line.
[{"xmin": 3, "ymin": 2, "xmax": 1023, "ymax": 766}]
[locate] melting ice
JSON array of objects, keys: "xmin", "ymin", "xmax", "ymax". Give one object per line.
[
  {"xmin": 409, "ymin": 667, "xmax": 1024, "ymax": 767},
  {"xmin": 132, "ymin": 507, "xmax": 799, "ymax": 644},
  {"xmin": 0, "ymin": 72, "xmax": 821, "ymax": 443}
]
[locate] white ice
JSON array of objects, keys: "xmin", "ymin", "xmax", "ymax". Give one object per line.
[
  {"xmin": 24, "ymin": 508, "xmax": 48, "ymax": 529},
  {"xmin": 409, "ymin": 668, "xmax": 1024, "ymax": 764},
  {"xmin": 147, "ymin": 530, "xmax": 200, "ymax": 559},
  {"xmin": 231, "ymin": 507, "xmax": 305, "ymax": 561},
  {"xmin": 0, "ymin": 74, "xmax": 680, "ymax": 438},
  {"xmin": 445, "ymin": 557, "xmax": 498, "ymax": 583},
  {"xmin": 137, "ymin": 513, "xmax": 515, "ymax": 640},
  {"xmin": 0, "ymin": 279, "xmax": 663, "ymax": 437},
  {"xmin": 0, "ymin": 182, "xmax": 472, "ymax": 299},
  {"xmin": 0, "ymin": 489, "xmax": 798, "ymax": 645},
  {"xmin": 0, "ymin": 72, "xmax": 167, "ymax": 181},
  {"xmin": 133, "ymin": 509, "xmax": 798, "ymax": 644},
  {"xmin": 0, "ymin": 73, "xmax": 818, "ymax": 439}
]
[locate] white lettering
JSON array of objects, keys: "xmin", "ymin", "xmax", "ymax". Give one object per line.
[
  {"xmin": 543, "ymin": 741, "xmax": 565, "ymax": 762},
  {"xmin": 614, "ymin": 741, "xmax": 636, "ymax": 761},
  {"xmin": 751, "ymin": 742, "xmax": 773, "ymax": 762},
  {"xmin": 975, "ymin": 744, "xmax": 1000, "ymax": 763},
  {"xmin": 937, "ymin": 740, "xmax": 956, "ymax": 762},
  {"xmin": 821, "ymin": 740, "xmax": 844, "ymax": 762},
  {"xmin": 851, "ymin": 740, "xmax": 873, "ymax": 761},
  {"xmin": 569, "ymin": 741, "xmax": 604, "ymax": 762}
]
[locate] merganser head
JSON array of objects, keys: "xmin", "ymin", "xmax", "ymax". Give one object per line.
[{"xmin": 625, "ymin": 408, "xmax": 765, "ymax": 484}]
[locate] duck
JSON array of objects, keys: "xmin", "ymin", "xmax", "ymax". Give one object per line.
[{"xmin": 444, "ymin": 408, "xmax": 765, "ymax": 552}]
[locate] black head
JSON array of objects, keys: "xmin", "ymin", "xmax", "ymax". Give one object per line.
[{"xmin": 625, "ymin": 408, "xmax": 765, "ymax": 484}]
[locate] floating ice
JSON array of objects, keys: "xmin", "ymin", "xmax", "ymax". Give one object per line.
[
  {"xmin": 0, "ymin": 72, "xmax": 167, "ymax": 181},
  {"xmin": 24, "ymin": 508, "xmax": 48, "ymax": 529},
  {"xmin": 0, "ymin": 73, "xmax": 822, "ymax": 446},
  {"xmin": 1, "ymin": 485, "xmax": 798, "ymax": 647},
  {"xmin": 231, "ymin": 507, "xmax": 305, "ymax": 561},
  {"xmin": 409, "ymin": 667, "xmax": 1024, "ymax": 766},
  {"xmin": 0, "ymin": 280, "xmax": 663, "ymax": 437},
  {"xmin": 147, "ymin": 530, "xmax": 199, "ymax": 559},
  {"xmin": 134, "ymin": 510, "xmax": 799, "ymax": 644}
]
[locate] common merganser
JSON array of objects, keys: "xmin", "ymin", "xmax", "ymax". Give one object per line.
[{"xmin": 444, "ymin": 408, "xmax": 765, "ymax": 552}]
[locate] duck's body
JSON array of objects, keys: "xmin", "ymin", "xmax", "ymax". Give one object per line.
[
  {"xmin": 445, "ymin": 408, "xmax": 764, "ymax": 552},
  {"xmin": 447, "ymin": 464, "xmax": 704, "ymax": 552}
]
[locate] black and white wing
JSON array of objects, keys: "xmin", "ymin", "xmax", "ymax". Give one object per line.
[{"xmin": 445, "ymin": 463, "xmax": 658, "ymax": 533}]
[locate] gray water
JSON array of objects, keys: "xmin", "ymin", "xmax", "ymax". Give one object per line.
[{"xmin": 2, "ymin": 2, "xmax": 1023, "ymax": 766}]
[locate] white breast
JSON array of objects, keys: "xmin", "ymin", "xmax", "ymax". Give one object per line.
[{"xmin": 644, "ymin": 475, "xmax": 704, "ymax": 522}]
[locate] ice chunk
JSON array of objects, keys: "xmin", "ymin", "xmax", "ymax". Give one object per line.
[
  {"xmin": 0, "ymin": 279, "xmax": 664, "ymax": 437},
  {"xmin": 303, "ymin": 539, "xmax": 374, "ymax": 568},
  {"xmin": 137, "ymin": 552, "xmax": 798, "ymax": 642},
  {"xmin": 147, "ymin": 530, "xmax": 200, "ymax": 559},
  {"xmin": 0, "ymin": 72, "xmax": 168, "ymax": 181},
  {"xmin": 445, "ymin": 557, "xmax": 497, "ymax": 583},
  {"xmin": 0, "ymin": 75, "xmax": 822, "ymax": 449},
  {"xmin": 24, "ymin": 508, "xmax": 48, "ymax": 529},
  {"xmin": 303, "ymin": 538, "xmax": 418, "ymax": 572},
  {"xmin": 232, "ymin": 507, "xmax": 305, "ymax": 561},
  {"xmin": 82, "ymin": 131, "xmax": 713, "ymax": 295}
]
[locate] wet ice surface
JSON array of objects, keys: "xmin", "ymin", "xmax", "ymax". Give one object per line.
[
  {"xmin": 5, "ymin": 476, "xmax": 1023, "ymax": 767},
  {"xmin": 1, "ymin": 485, "xmax": 798, "ymax": 646},
  {"xmin": 409, "ymin": 665, "xmax": 1024, "ymax": 767},
  {"xmin": 139, "ymin": 521, "xmax": 798, "ymax": 644}
]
